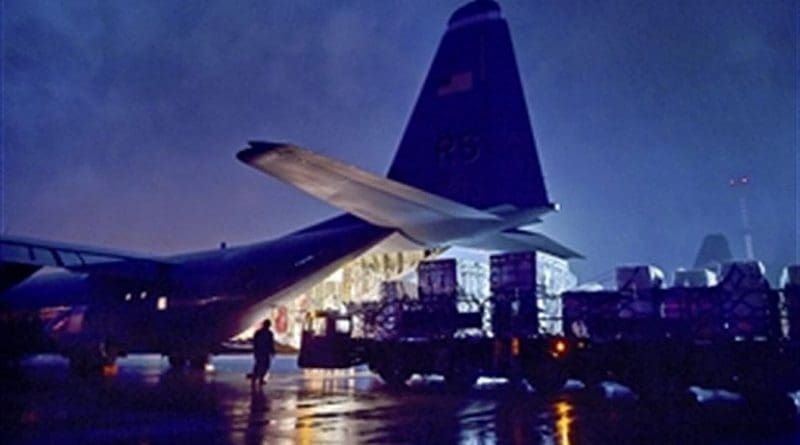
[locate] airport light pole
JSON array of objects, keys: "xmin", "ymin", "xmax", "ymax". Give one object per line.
[{"xmin": 728, "ymin": 175, "xmax": 754, "ymax": 260}]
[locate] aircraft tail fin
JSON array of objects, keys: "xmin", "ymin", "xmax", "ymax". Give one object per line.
[
  {"xmin": 693, "ymin": 233, "xmax": 734, "ymax": 270},
  {"xmin": 387, "ymin": 0, "xmax": 551, "ymax": 212}
]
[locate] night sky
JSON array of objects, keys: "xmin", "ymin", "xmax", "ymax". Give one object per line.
[{"xmin": 3, "ymin": 0, "xmax": 797, "ymax": 284}]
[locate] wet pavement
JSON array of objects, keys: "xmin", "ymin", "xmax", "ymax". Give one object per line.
[{"xmin": 1, "ymin": 355, "xmax": 799, "ymax": 444}]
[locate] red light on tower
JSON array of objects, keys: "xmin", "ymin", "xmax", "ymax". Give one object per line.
[{"xmin": 729, "ymin": 175, "xmax": 751, "ymax": 188}]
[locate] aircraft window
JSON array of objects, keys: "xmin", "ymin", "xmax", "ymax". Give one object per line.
[
  {"xmin": 124, "ymin": 293, "xmax": 133, "ymax": 301},
  {"xmin": 0, "ymin": 244, "xmax": 32, "ymax": 263},
  {"xmin": 31, "ymin": 247, "xmax": 58, "ymax": 266},
  {"xmin": 335, "ymin": 318, "xmax": 351, "ymax": 334},
  {"xmin": 58, "ymin": 251, "xmax": 84, "ymax": 267},
  {"xmin": 157, "ymin": 296, "xmax": 168, "ymax": 311},
  {"xmin": 140, "ymin": 291, "xmax": 148, "ymax": 299},
  {"xmin": 80, "ymin": 253, "xmax": 116, "ymax": 265}
]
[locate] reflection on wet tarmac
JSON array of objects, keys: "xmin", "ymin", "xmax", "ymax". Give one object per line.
[
  {"xmin": 1, "ymin": 355, "xmax": 798, "ymax": 444},
  {"xmin": 555, "ymin": 401, "xmax": 573, "ymax": 445}
]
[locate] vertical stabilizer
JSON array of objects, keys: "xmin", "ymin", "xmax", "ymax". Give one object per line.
[
  {"xmin": 693, "ymin": 233, "xmax": 734, "ymax": 270},
  {"xmin": 388, "ymin": 0, "xmax": 550, "ymax": 212}
]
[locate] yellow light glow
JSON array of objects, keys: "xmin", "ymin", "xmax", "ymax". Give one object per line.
[
  {"xmin": 102, "ymin": 364, "xmax": 119, "ymax": 378},
  {"xmin": 511, "ymin": 337, "xmax": 520, "ymax": 356},
  {"xmin": 555, "ymin": 400, "xmax": 573, "ymax": 445}
]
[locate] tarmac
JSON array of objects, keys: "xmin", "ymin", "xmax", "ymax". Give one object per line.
[{"xmin": 1, "ymin": 354, "xmax": 798, "ymax": 444}]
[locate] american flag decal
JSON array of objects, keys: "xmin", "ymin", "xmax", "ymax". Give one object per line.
[{"xmin": 437, "ymin": 71, "xmax": 473, "ymax": 96}]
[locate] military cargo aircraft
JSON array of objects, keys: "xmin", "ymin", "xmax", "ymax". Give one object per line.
[{"xmin": 0, "ymin": 0, "xmax": 578, "ymax": 373}]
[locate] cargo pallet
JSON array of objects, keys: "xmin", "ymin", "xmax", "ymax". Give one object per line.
[{"xmin": 299, "ymin": 256, "xmax": 800, "ymax": 399}]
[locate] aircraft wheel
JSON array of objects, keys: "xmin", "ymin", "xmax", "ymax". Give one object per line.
[
  {"xmin": 168, "ymin": 355, "xmax": 187, "ymax": 369},
  {"xmin": 444, "ymin": 361, "xmax": 480, "ymax": 391},
  {"xmin": 525, "ymin": 360, "xmax": 567, "ymax": 396},
  {"xmin": 189, "ymin": 355, "xmax": 209, "ymax": 370},
  {"xmin": 68, "ymin": 355, "xmax": 106, "ymax": 376},
  {"xmin": 378, "ymin": 365, "xmax": 411, "ymax": 388}
]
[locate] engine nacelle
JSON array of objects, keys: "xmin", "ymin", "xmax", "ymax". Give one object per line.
[{"xmin": 43, "ymin": 305, "xmax": 121, "ymax": 369}]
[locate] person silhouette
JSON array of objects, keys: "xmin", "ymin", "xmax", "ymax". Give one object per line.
[{"xmin": 250, "ymin": 319, "xmax": 275, "ymax": 389}]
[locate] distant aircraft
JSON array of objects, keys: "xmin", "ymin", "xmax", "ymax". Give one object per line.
[
  {"xmin": 693, "ymin": 233, "xmax": 734, "ymax": 271},
  {"xmin": 0, "ymin": 0, "xmax": 578, "ymax": 372}
]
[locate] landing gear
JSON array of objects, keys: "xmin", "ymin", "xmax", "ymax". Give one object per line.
[
  {"xmin": 378, "ymin": 365, "xmax": 412, "ymax": 388},
  {"xmin": 168, "ymin": 355, "xmax": 187, "ymax": 369},
  {"xmin": 189, "ymin": 355, "xmax": 209, "ymax": 370},
  {"xmin": 68, "ymin": 353, "xmax": 117, "ymax": 376},
  {"xmin": 444, "ymin": 360, "xmax": 480, "ymax": 391},
  {"xmin": 67, "ymin": 342, "xmax": 118, "ymax": 377},
  {"xmin": 168, "ymin": 353, "xmax": 210, "ymax": 370},
  {"xmin": 524, "ymin": 359, "xmax": 567, "ymax": 396}
]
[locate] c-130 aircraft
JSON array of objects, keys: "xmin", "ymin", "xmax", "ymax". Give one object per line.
[{"xmin": 0, "ymin": 0, "xmax": 578, "ymax": 373}]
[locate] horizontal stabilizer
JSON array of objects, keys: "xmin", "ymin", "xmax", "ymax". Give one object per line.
[{"xmin": 238, "ymin": 142, "xmax": 511, "ymax": 245}]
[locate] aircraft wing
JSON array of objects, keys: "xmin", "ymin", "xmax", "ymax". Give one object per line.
[
  {"xmin": 0, "ymin": 235, "xmax": 170, "ymax": 281},
  {"xmin": 237, "ymin": 141, "xmax": 509, "ymax": 245}
]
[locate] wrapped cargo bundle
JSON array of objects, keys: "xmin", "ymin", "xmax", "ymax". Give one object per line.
[
  {"xmin": 781, "ymin": 265, "xmax": 800, "ymax": 289},
  {"xmin": 490, "ymin": 252, "xmax": 538, "ymax": 335},
  {"xmin": 562, "ymin": 290, "xmax": 628, "ymax": 342},
  {"xmin": 418, "ymin": 259, "xmax": 458, "ymax": 301},
  {"xmin": 714, "ymin": 260, "xmax": 778, "ymax": 340},
  {"xmin": 719, "ymin": 261, "xmax": 770, "ymax": 290},
  {"xmin": 662, "ymin": 287, "xmax": 720, "ymax": 340},
  {"xmin": 781, "ymin": 265, "xmax": 800, "ymax": 340},
  {"xmin": 616, "ymin": 265, "xmax": 665, "ymax": 293},
  {"xmin": 673, "ymin": 268, "xmax": 718, "ymax": 288},
  {"xmin": 661, "ymin": 286, "xmax": 779, "ymax": 341},
  {"xmin": 490, "ymin": 252, "xmax": 536, "ymax": 293},
  {"xmin": 612, "ymin": 265, "xmax": 664, "ymax": 339},
  {"xmin": 361, "ymin": 259, "xmax": 465, "ymax": 339},
  {"xmin": 721, "ymin": 289, "xmax": 779, "ymax": 338},
  {"xmin": 359, "ymin": 299, "xmax": 402, "ymax": 340},
  {"xmin": 613, "ymin": 293, "xmax": 662, "ymax": 340},
  {"xmin": 360, "ymin": 295, "xmax": 460, "ymax": 340}
]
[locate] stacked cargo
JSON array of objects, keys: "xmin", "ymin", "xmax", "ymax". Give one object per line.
[
  {"xmin": 405, "ymin": 259, "xmax": 460, "ymax": 337},
  {"xmin": 716, "ymin": 261, "xmax": 778, "ymax": 340},
  {"xmin": 616, "ymin": 265, "xmax": 665, "ymax": 292},
  {"xmin": 661, "ymin": 275, "xmax": 717, "ymax": 341},
  {"xmin": 662, "ymin": 261, "xmax": 778, "ymax": 341},
  {"xmin": 418, "ymin": 259, "xmax": 458, "ymax": 302},
  {"xmin": 672, "ymin": 268, "xmax": 717, "ymax": 288},
  {"xmin": 357, "ymin": 282, "xmax": 416, "ymax": 340},
  {"xmin": 615, "ymin": 266, "xmax": 664, "ymax": 339},
  {"xmin": 357, "ymin": 259, "xmax": 484, "ymax": 340},
  {"xmin": 489, "ymin": 252, "xmax": 538, "ymax": 336},
  {"xmin": 562, "ymin": 290, "xmax": 627, "ymax": 342},
  {"xmin": 563, "ymin": 265, "xmax": 664, "ymax": 342}
]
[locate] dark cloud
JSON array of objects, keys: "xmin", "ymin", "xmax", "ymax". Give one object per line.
[{"xmin": 2, "ymin": 0, "xmax": 796, "ymax": 282}]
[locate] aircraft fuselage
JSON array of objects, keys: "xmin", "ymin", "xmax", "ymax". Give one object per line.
[{"xmin": 1, "ymin": 215, "xmax": 392, "ymax": 362}]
